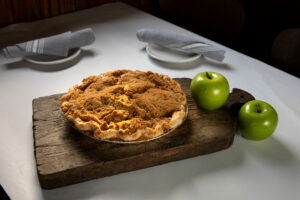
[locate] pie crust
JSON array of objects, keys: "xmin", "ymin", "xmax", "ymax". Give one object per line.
[{"xmin": 60, "ymin": 70, "xmax": 187, "ymax": 142}]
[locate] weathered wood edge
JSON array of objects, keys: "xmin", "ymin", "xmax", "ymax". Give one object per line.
[{"xmin": 38, "ymin": 136, "xmax": 234, "ymax": 189}]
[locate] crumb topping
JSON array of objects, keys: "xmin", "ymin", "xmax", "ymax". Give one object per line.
[{"xmin": 61, "ymin": 70, "xmax": 186, "ymax": 141}]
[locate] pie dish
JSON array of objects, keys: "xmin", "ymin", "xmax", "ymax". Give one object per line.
[{"xmin": 60, "ymin": 70, "xmax": 187, "ymax": 142}]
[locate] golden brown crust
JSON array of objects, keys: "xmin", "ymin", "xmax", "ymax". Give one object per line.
[{"xmin": 60, "ymin": 70, "xmax": 187, "ymax": 141}]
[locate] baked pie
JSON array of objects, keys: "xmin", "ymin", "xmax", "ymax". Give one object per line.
[{"xmin": 60, "ymin": 70, "xmax": 187, "ymax": 142}]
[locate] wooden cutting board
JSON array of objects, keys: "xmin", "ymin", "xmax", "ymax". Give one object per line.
[{"xmin": 33, "ymin": 78, "xmax": 254, "ymax": 189}]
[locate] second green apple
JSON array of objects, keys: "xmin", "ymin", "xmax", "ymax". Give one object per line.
[{"xmin": 190, "ymin": 72, "xmax": 229, "ymax": 110}]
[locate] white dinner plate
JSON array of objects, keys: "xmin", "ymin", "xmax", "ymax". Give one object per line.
[
  {"xmin": 24, "ymin": 48, "xmax": 81, "ymax": 65},
  {"xmin": 146, "ymin": 43, "xmax": 200, "ymax": 64}
]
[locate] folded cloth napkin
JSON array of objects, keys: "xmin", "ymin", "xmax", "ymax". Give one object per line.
[
  {"xmin": 3, "ymin": 28, "xmax": 95, "ymax": 58},
  {"xmin": 137, "ymin": 29, "xmax": 225, "ymax": 61}
]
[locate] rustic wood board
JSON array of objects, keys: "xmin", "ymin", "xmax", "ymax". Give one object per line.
[{"xmin": 33, "ymin": 78, "xmax": 254, "ymax": 189}]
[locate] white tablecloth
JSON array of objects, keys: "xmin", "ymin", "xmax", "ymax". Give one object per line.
[{"xmin": 0, "ymin": 2, "xmax": 300, "ymax": 200}]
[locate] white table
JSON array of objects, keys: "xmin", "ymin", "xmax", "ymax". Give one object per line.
[{"xmin": 1, "ymin": 2, "xmax": 300, "ymax": 200}]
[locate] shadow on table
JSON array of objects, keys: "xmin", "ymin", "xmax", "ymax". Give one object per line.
[
  {"xmin": 241, "ymin": 133, "xmax": 295, "ymax": 164},
  {"xmin": 4, "ymin": 49, "xmax": 96, "ymax": 72},
  {"xmin": 41, "ymin": 134, "xmax": 296, "ymax": 200}
]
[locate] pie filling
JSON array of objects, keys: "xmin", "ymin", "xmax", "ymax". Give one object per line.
[{"xmin": 61, "ymin": 70, "xmax": 187, "ymax": 141}]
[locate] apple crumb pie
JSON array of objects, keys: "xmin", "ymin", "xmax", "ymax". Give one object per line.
[{"xmin": 60, "ymin": 70, "xmax": 187, "ymax": 142}]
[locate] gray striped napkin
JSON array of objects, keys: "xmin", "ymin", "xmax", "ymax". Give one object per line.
[
  {"xmin": 3, "ymin": 28, "xmax": 95, "ymax": 58},
  {"xmin": 137, "ymin": 29, "xmax": 225, "ymax": 61}
]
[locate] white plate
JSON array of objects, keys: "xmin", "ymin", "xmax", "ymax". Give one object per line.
[
  {"xmin": 146, "ymin": 43, "xmax": 200, "ymax": 64},
  {"xmin": 24, "ymin": 48, "xmax": 81, "ymax": 65}
]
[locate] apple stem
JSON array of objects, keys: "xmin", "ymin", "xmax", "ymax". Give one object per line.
[
  {"xmin": 257, "ymin": 104, "xmax": 262, "ymax": 113},
  {"xmin": 206, "ymin": 72, "xmax": 212, "ymax": 79}
]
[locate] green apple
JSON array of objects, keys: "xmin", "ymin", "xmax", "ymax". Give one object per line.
[
  {"xmin": 238, "ymin": 100, "xmax": 278, "ymax": 141},
  {"xmin": 190, "ymin": 72, "xmax": 229, "ymax": 110}
]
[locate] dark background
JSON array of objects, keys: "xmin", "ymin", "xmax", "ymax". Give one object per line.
[{"xmin": 1, "ymin": 0, "xmax": 300, "ymax": 77}]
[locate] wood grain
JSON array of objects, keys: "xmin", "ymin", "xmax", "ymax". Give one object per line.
[
  {"xmin": 49, "ymin": 0, "xmax": 60, "ymax": 17},
  {"xmin": 40, "ymin": 0, "xmax": 51, "ymax": 18},
  {"xmin": 32, "ymin": 78, "xmax": 254, "ymax": 189},
  {"xmin": 75, "ymin": 0, "xmax": 116, "ymax": 10},
  {"xmin": 0, "ymin": 0, "xmax": 14, "ymax": 27},
  {"xmin": 59, "ymin": 0, "xmax": 76, "ymax": 14},
  {"xmin": 12, "ymin": 0, "xmax": 41, "ymax": 23},
  {"xmin": 0, "ymin": 0, "xmax": 152, "ymax": 28}
]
